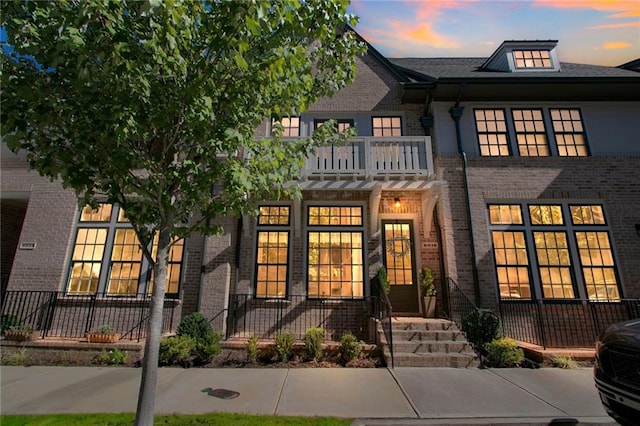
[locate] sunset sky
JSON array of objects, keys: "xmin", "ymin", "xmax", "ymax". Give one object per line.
[{"xmin": 348, "ymin": 0, "xmax": 639, "ymax": 66}]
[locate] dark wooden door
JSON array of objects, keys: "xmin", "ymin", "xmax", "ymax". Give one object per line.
[{"xmin": 382, "ymin": 220, "xmax": 419, "ymax": 313}]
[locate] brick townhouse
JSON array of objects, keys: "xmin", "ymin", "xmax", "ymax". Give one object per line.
[{"xmin": 2, "ymin": 33, "xmax": 639, "ymax": 359}]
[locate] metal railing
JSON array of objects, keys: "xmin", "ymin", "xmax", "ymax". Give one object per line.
[
  {"xmin": 446, "ymin": 278, "xmax": 479, "ymax": 331},
  {"xmin": 1, "ymin": 291, "xmax": 179, "ymax": 341},
  {"xmin": 499, "ymin": 298, "xmax": 640, "ymax": 349},
  {"xmin": 226, "ymin": 294, "xmax": 376, "ymax": 343},
  {"xmin": 371, "ymin": 277, "xmax": 394, "ymax": 368},
  {"xmin": 302, "ymin": 137, "xmax": 433, "ymax": 179}
]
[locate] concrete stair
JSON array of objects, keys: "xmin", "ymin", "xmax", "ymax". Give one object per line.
[{"xmin": 378, "ymin": 317, "xmax": 480, "ymax": 368}]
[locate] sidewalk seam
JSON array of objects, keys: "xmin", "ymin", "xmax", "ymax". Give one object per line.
[
  {"xmin": 387, "ymin": 368, "xmax": 421, "ymax": 418},
  {"xmin": 273, "ymin": 367, "xmax": 289, "ymax": 416}
]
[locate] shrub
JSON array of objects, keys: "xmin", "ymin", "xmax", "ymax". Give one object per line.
[
  {"xmin": 159, "ymin": 335, "xmax": 196, "ymax": 367},
  {"xmin": 304, "ymin": 327, "xmax": 324, "ymax": 361},
  {"xmin": 274, "ymin": 331, "xmax": 296, "ymax": 362},
  {"xmin": 485, "ymin": 337, "xmax": 524, "ymax": 367},
  {"xmin": 549, "ymin": 355, "xmax": 577, "ymax": 369},
  {"xmin": 246, "ymin": 334, "xmax": 259, "ymax": 363},
  {"xmin": 96, "ymin": 325, "xmax": 115, "ymax": 334},
  {"xmin": 1, "ymin": 314, "xmax": 21, "ymax": 334},
  {"xmin": 176, "ymin": 312, "xmax": 221, "ymax": 364},
  {"xmin": 376, "ymin": 267, "xmax": 390, "ymax": 295},
  {"xmin": 339, "ymin": 331, "xmax": 362, "ymax": 362},
  {"xmin": 97, "ymin": 348, "xmax": 128, "ymax": 365},
  {"xmin": 462, "ymin": 309, "xmax": 501, "ymax": 349}
]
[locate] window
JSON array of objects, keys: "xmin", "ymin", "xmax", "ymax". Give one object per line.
[
  {"xmin": 474, "ymin": 109, "xmax": 509, "ymax": 156},
  {"xmin": 67, "ymin": 204, "xmax": 183, "ymax": 296},
  {"xmin": 550, "ymin": 109, "xmax": 588, "ymax": 156},
  {"xmin": 513, "ymin": 50, "xmax": 552, "ymax": 69},
  {"xmin": 512, "ymin": 109, "xmax": 549, "ymax": 156},
  {"xmin": 372, "ymin": 116, "xmax": 402, "ymax": 137},
  {"xmin": 307, "ymin": 206, "xmax": 364, "ymax": 299},
  {"xmin": 314, "ymin": 119, "xmax": 353, "ymax": 133},
  {"xmin": 474, "ymin": 107, "xmax": 589, "ymax": 157},
  {"xmin": 272, "ymin": 117, "xmax": 300, "ymax": 137},
  {"xmin": 255, "ymin": 206, "xmax": 290, "ymax": 298},
  {"xmin": 488, "ymin": 203, "xmax": 620, "ymax": 301}
]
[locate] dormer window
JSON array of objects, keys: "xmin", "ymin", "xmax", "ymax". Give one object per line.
[{"xmin": 513, "ymin": 50, "xmax": 552, "ymax": 69}]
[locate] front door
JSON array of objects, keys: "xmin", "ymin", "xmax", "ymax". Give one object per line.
[{"xmin": 382, "ymin": 220, "xmax": 419, "ymax": 313}]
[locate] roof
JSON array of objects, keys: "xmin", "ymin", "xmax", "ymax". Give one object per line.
[{"xmin": 391, "ymin": 58, "xmax": 640, "ymax": 81}]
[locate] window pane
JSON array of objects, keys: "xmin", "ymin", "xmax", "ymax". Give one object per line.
[
  {"xmin": 570, "ymin": 205, "xmax": 605, "ymax": 225},
  {"xmin": 272, "ymin": 117, "xmax": 300, "ymax": 137},
  {"xmin": 489, "ymin": 205, "xmax": 523, "ymax": 225},
  {"xmin": 529, "ymin": 205, "xmax": 563, "ymax": 225},
  {"xmin": 258, "ymin": 205, "xmax": 290, "ymax": 225},
  {"xmin": 512, "ymin": 109, "xmax": 549, "ymax": 157},
  {"xmin": 575, "ymin": 231, "xmax": 620, "ymax": 301},
  {"xmin": 534, "ymin": 232, "xmax": 574, "ymax": 298},
  {"xmin": 551, "ymin": 109, "xmax": 588, "ymax": 157},
  {"xmin": 80, "ymin": 204, "xmax": 112, "ymax": 222},
  {"xmin": 383, "ymin": 223, "xmax": 414, "ymax": 286},
  {"xmin": 372, "ymin": 116, "xmax": 402, "ymax": 136},
  {"xmin": 67, "ymin": 228, "xmax": 108, "ymax": 294},
  {"xmin": 255, "ymin": 231, "xmax": 289, "ymax": 298},
  {"xmin": 108, "ymin": 229, "xmax": 143, "ymax": 295}
]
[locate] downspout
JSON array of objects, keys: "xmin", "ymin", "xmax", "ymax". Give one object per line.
[{"xmin": 449, "ymin": 98, "xmax": 481, "ymax": 306}]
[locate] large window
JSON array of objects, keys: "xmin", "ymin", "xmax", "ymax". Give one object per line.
[
  {"xmin": 474, "ymin": 107, "xmax": 589, "ymax": 157},
  {"xmin": 254, "ymin": 206, "xmax": 290, "ymax": 298},
  {"xmin": 307, "ymin": 206, "xmax": 364, "ymax": 299},
  {"xmin": 67, "ymin": 204, "xmax": 183, "ymax": 296},
  {"xmin": 474, "ymin": 109, "xmax": 510, "ymax": 156},
  {"xmin": 489, "ymin": 203, "xmax": 620, "ymax": 301}
]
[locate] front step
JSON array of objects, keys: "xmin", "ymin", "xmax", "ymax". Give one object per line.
[{"xmin": 378, "ymin": 318, "xmax": 480, "ymax": 368}]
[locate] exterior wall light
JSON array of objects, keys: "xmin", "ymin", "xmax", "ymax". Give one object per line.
[{"xmin": 394, "ymin": 197, "xmax": 401, "ymax": 208}]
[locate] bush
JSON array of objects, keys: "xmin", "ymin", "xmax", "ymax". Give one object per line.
[
  {"xmin": 461, "ymin": 309, "xmax": 501, "ymax": 349},
  {"xmin": 176, "ymin": 312, "xmax": 221, "ymax": 364},
  {"xmin": 376, "ymin": 267, "xmax": 390, "ymax": 295},
  {"xmin": 339, "ymin": 331, "xmax": 362, "ymax": 362},
  {"xmin": 485, "ymin": 337, "xmax": 524, "ymax": 367},
  {"xmin": 274, "ymin": 331, "xmax": 295, "ymax": 362},
  {"xmin": 304, "ymin": 327, "xmax": 324, "ymax": 361},
  {"xmin": 246, "ymin": 334, "xmax": 259, "ymax": 363},
  {"xmin": 97, "ymin": 348, "xmax": 128, "ymax": 365},
  {"xmin": 159, "ymin": 335, "xmax": 196, "ymax": 366},
  {"xmin": 1, "ymin": 314, "xmax": 21, "ymax": 334},
  {"xmin": 549, "ymin": 355, "xmax": 577, "ymax": 369}
]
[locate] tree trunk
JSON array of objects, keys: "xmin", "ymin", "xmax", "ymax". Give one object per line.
[{"xmin": 134, "ymin": 224, "xmax": 171, "ymax": 426}]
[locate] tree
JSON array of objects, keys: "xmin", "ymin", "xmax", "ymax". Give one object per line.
[{"xmin": 1, "ymin": 1, "xmax": 365, "ymax": 424}]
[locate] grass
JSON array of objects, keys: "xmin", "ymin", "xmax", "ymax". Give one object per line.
[{"xmin": 1, "ymin": 413, "xmax": 352, "ymax": 426}]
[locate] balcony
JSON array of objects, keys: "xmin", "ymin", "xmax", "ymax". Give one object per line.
[{"xmin": 301, "ymin": 137, "xmax": 433, "ymax": 180}]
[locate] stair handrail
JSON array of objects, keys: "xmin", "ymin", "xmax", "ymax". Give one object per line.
[{"xmin": 372, "ymin": 276, "xmax": 394, "ymax": 369}]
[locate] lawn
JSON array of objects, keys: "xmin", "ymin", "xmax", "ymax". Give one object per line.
[{"xmin": 1, "ymin": 413, "xmax": 352, "ymax": 425}]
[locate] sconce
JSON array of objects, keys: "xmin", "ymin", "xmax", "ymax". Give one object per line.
[
  {"xmin": 393, "ymin": 197, "xmax": 401, "ymax": 208},
  {"xmin": 635, "ymin": 223, "xmax": 640, "ymax": 237}
]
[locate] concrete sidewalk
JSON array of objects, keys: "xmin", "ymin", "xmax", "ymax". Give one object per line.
[{"xmin": 0, "ymin": 366, "xmax": 616, "ymax": 425}]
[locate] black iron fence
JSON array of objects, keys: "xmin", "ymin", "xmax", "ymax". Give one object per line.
[
  {"xmin": 226, "ymin": 294, "xmax": 376, "ymax": 343},
  {"xmin": 446, "ymin": 278, "xmax": 478, "ymax": 331},
  {"xmin": 499, "ymin": 298, "xmax": 640, "ymax": 349},
  {"xmin": 1, "ymin": 291, "xmax": 180, "ymax": 341},
  {"xmin": 371, "ymin": 276, "xmax": 394, "ymax": 368}
]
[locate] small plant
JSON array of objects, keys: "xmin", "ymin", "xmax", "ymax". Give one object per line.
[
  {"xmin": 1, "ymin": 313, "xmax": 21, "ymax": 334},
  {"xmin": 419, "ymin": 267, "xmax": 435, "ymax": 296},
  {"xmin": 159, "ymin": 335, "xmax": 196, "ymax": 367},
  {"xmin": 0, "ymin": 348, "xmax": 31, "ymax": 366},
  {"xmin": 97, "ymin": 348, "xmax": 128, "ymax": 365},
  {"xmin": 176, "ymin": 312, "xmax": 221, "ymax": 365},
  {"xmin": 339, "ymin": 331, "xmax": 362, "ymax": 363},
  {"xmin": 96, "ymin": 325, "xmax": 115, "ymax": 334},
  {"xmin": 274, "ymin": 331, "xmax": 296, "ymax": 362},
  {"xmin": 461, "ymin": 309, "xmax": 501, "ymax": 349},
  {"xmin": 376, "ymin": 266, "xmax": 390, "ymax": 295},
  {"xmin": 549, "ymin": 355, "xmax": 577, "ymax": 369},
  {"xmin": 304, "ymin": 327, "xmax": 324, "ymax": 361},
  {"xmin": 485, "ymin": 337, "xmax": 524, "ymax": 367},
  {"xmin": 9, "ymin": 323, "xmax": 34, "ymax": 333},
  {"xmin": 246, "ymin": 334, "xmax": 259, "ymax": 363}
]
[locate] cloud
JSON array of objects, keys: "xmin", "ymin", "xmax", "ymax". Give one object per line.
[
  {"xmin": 532, "ymin": 0, "xmax": 640, "ymax": 18},
  {"xmin": 596, "ymin": 41, "xmax": 633, "ymax": 50},
  {"xmin": 405, "ymin": 0, "xmax": 473, "ymax": 20},
  {"xmin": 389, "ymin": 21, "xmax": 462, "ymax": 48},
  {"xmin": 589, "ymin": 20, "xmax": 640, "ymax": 29}
]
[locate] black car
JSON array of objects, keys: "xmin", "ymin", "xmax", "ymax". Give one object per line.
[{"xmin": 594, "ymin": 318, "xmax": 640, "ymax": 426}]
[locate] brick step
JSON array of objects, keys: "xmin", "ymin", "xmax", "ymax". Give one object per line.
[
  {"xmin": 390, "ymin": 318, "xmax": 460, "ymax": 331},
  {"xmin": 382, "ymin": 329, "xmax": 466, "ymax": 342},
  {"xmin": 384, "ymin": 351, "xmax": 480, "ymax": 368},
  {"xmin": 390, "ymin": 340, "xmax": 474, "ymax": 354}
]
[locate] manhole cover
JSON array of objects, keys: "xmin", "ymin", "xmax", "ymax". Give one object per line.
[{"xmin": 207, "ymin": 388, "xmax": 240, "ymax": 399}]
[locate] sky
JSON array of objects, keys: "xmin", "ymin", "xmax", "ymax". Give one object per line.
[{"xmin": 348, "ymin": 0, "xmax": 640, "ymax": 66}]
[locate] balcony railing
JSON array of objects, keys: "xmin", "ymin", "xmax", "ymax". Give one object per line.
[
  {"xmin": 1, "ymin": 291, "xmax": 179, "ymax": 341},
  {"xmin": 301, "ymin": 137, "xmax": 433, "ymax": 179}
]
